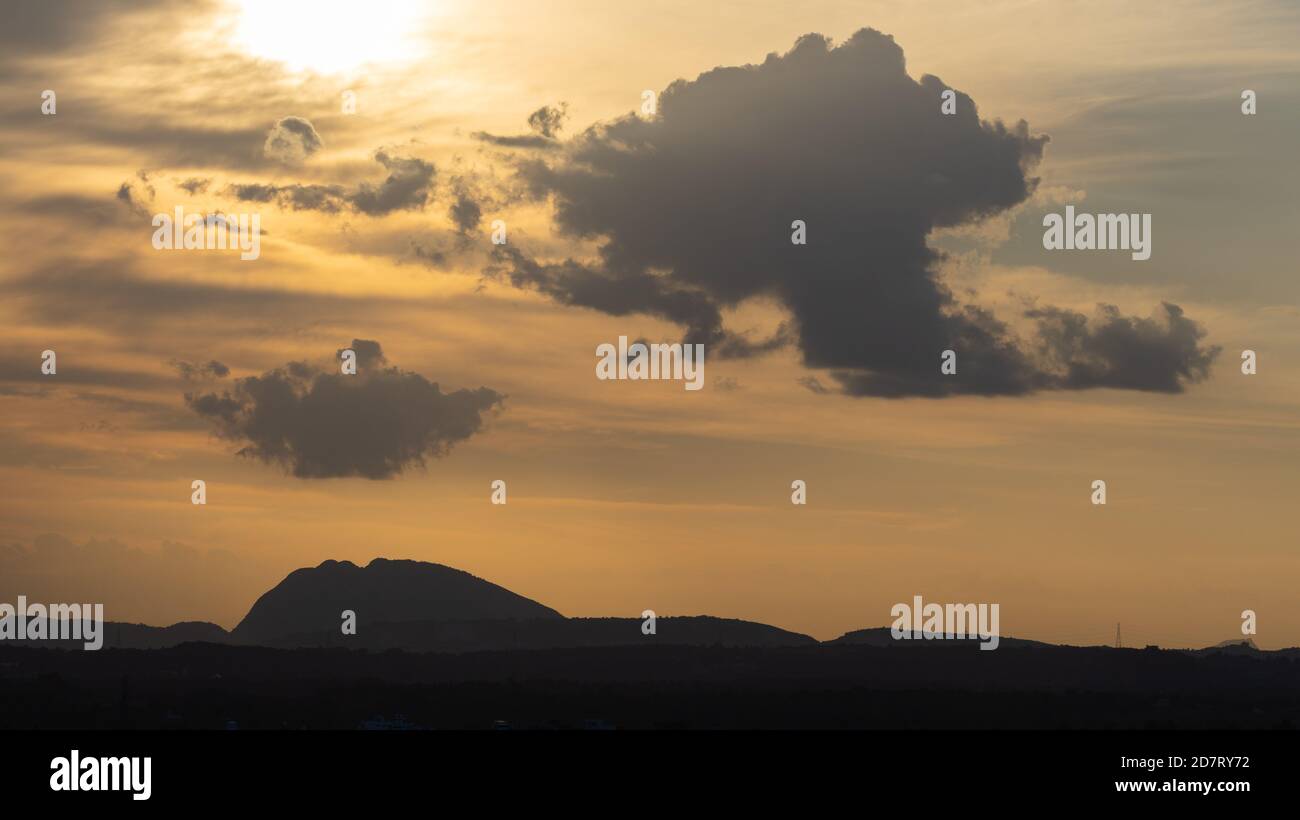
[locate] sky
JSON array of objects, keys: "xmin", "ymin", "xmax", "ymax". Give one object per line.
[{"xmin": 1, "ymin": 0, "xmax": 1297, "ymax": 648}]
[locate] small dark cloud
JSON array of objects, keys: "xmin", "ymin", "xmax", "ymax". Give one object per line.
[
  {"xmin": 1025, "ymin": 302, "xmax": 1220, "ymax": 393},
  {"xmin": 225, "ymin": 182, "xmax": 347, "ymax": 213},
  {"xmin": 527, "ymin": 103, "xmax": 569, "ymax": 138},
  {"xmin": 471, "ymin": 102, "xmax": 568, "ymax": 150},
  {"xmin": 186, "ymin": 340, "xmax": 504, "ymax": 479},
  {"xmin": 114, "ymin": 182, "xmax": 146, "ymax": 213},
  {"xmin": 449, "ymin": 186, "xmax": 484, "ymax": 234},
  {"xmin": 471, "ymin": 132, "xmax": 559, "ymax": 150},
  {"xmin": 170, "ymin": 359, "xmax": 230, "ymax": 381},
  {"xmin": 797, "ymin": 376, "xmax": 832, "ymax": 395},
  {"xmin": 115, "ymin": 170, "xmax": 154, "ymax": 216},
  {"xmin": 226, "ymin": 150, "xmax": 433, "ymax": 216},
  {"xmin": 409, "ymin": 238, "xmax": 448, "ymax": 267},
  {"xmin": 349, "ymin": 151, "xmax": 435, "ymax": 215},
  {"xmin": 224, "ymin": 182, "xmax": 276, "ymax": 203},
  {"xmin": 336, "ymin": 338, "xmax": 385, "ymax": 370},
  {"xmin": 263, "ymin": 116, "xmax": 324, "ymax": 164},
  {"xmin": 177, "ymin": 177, "xmax": 211, "ymax": 195}
]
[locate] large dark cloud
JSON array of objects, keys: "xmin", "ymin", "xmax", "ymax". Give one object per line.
[
  {"xmin": 489, "ymin": 29, "xmax": 1218, "ymax": 396},
  {"xmin": 185, "ymin": 340, "xmax": 503, "ymax": 479}
]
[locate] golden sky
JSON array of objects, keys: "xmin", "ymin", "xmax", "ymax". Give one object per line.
[{"xmin": 2, "ymin": 0, "xmax": 1298, "ymax": 648}]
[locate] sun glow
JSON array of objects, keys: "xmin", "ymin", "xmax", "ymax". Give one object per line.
[{"xmin": 230, "ymin": 0, "xmax": 430, "ymax": 74}]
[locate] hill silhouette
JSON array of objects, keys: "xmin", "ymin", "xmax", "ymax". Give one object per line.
[
  {"xmin": 4, "ymin": 640, "xmax": 1300, "ymax": 730},
  {"xmin": 261, "ymin": 615, "xmax": 816, "ymax": 651},
  {"xmin": 8, "ymin": 558, "xmax": 1293, "ymax": 655},
  {"xmin": 5, "ymin": 558, "xmax": 1298, "ymax": 730},
  {"xmin": 231, "ymin": 558, "xmax": 562, "ymax": 644},
  {"xmin": 827, "ymin": 627, "xmax": 1051, "ymax": 649}
]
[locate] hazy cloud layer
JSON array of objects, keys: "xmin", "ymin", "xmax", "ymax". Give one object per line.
[
  {"xmin": 4, "ymin": 259, "xmax": 397, "ymax": 331},
  {"xmin": 0, "ymin": 532, "xmax": 277, "ymax": 628},
  {"xmin": 490, "ymin": 29, "xmax": 1218, "ymax": 396},
  {"xmin": 0, "ymin": 0, "xmax": 193, "ymax": 58},
  {"xmin": 186, "ymin": 340, "xmax": 503, "ymax": 478}
]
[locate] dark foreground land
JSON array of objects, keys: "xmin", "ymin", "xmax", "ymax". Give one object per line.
[{"xmin": 2, "ymin": 641, "xmax": 1297, "ymax": 730}]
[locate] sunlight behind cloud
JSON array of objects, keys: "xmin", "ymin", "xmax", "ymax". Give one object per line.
[{"xmin": 230, "ymin": 0, "xmax": 430, "ymax": 74}]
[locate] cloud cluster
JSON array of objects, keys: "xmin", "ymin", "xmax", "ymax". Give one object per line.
[
  {"xmin": 227, "ymin": 148, "xmax": 434, "ymax": 216},
  {"xmin": 185, "ymin": 340, "xmax": 503, "ymax": 478},
  {"xmin": 489, "ymin": 29, "xmax": 1218, "ymax": 396}
]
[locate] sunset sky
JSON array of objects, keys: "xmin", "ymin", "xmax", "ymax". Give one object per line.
[{"xmin": 2, "ymin": 0, "xmax": 1298, "ymax": 648}]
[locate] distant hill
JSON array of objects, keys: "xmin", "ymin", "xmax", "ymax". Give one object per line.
[
  {"xmin": 1210, "ymin": 637, "xmax": 1258, "ymax": 649},
  {"xmin": 826, "ymin": 626, "xmax": 1053, "ymax": 649},
  {"xmin": 1188, "ymin": 638, "xmax": 1262, "ymax": 656},
  {"xmin": 4, "ymin": 619, "xmax": 229, "ymax": 650},
  {"xmin": 12, "ymin": 559, "xmax": 1294, "ymax": 656},
  {"xmin": 231, "ymin": 558, "xmax": 563, "ymax": 644},
  {"xmin": 262, "ymin": 615, "xmax": 816, "ymax": 651},
  {"xmin": 101, "ymin": 620, "xmax": 230, "ymax": 649}
]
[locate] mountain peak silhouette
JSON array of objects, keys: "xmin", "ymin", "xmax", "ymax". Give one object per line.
[{"xmin": 232, "ymin": 557, "xmax": 562, "ymax": 644}]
